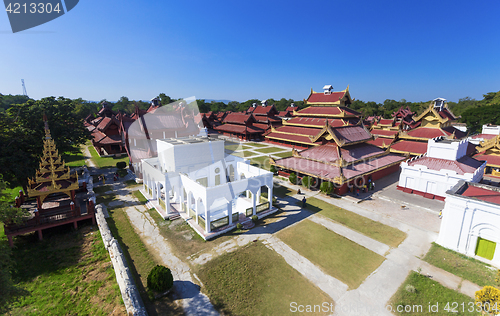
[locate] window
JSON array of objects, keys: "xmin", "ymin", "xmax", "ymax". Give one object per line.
[
  {"xmin": 215, "ymin": 174, "xmax": 220, "ymax": 185},
  {"xmin": 197, "ymin": 177, "xmax": 208, "ymax": 187}
]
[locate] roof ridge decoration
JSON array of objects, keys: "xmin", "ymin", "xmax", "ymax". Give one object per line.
[
  {"xmin": 412, "ymin": 103, "xmax": 448, "ymax": 125},
  {"xmin": 477, "ymin": 135, "xmax": 500, "ymax": 153}
]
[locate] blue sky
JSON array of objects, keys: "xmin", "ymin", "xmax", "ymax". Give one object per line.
[{"xmin": 1, "ymin": 0, "xmax": 499, "ymax": 104}]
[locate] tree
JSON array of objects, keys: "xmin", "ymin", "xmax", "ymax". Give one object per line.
[
  {"xmin": 302, "ymin": 176, "xmax": 312, "ymax": 189},
  {"xmin": 289, "ymin": 172, "xmax": 297, "ymax": 185},
  {"xmin": 147, "ymin": 265, "xmax": 173, "ymax": 292},
  {"xmin": 0, "ymin": 97, "xmax": 90, "ymax": 192},
  {"xmin": 475, "ymin": 286, "xmax": 500, "ymax": 315},
  {"xmin": 0, "ymin": 177, "xmax": 29, "ymax": 312},
  {"xmin": 320, "ymin": 181, "xmax": 334, "ymax": 195}
]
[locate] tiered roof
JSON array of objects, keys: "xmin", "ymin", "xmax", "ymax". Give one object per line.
[
  {"xmin": 27, "ymin": 120, "xmax": 79, "ymax": 202},
  {"xmin": 474, "ymin": 135, "xmax": 500, "ymax": 168}
]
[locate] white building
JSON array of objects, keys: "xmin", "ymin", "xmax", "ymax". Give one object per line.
[
  {"xmin": 468, "ymin": 124, "xmax": 500, "ymax": 145},
  {"xmin": 436, "ymin": 181, "xmax": 500, "ymax": 266},
  {"xmin": 398, "ymin": 137, "xmax": 486, "ymax": 200},
  {"xmin": 141, "ymin": 136, "xmax": 274, "ymax": 239}
]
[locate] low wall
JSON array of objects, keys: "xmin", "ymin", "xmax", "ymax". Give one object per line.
[{"xmin": 95, "ymin": 204, "xmax": 148, "ymax": 316}]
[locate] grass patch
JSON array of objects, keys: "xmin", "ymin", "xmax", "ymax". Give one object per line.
[
  {"xmin": 229, "ymin": 150, "xmax": 255, "ymax": 158},
  {"xmin": 253, "ymin": 147, "xmax": 284, "ymax": 154},
  {"xmin": 246, "ymin": 142, "xmax": 268, "ymax": 147},
  {"xmin": 304, "ymin": 197, "xmax": 407, "ymax": 248},
  {"xmin": 0, "ymin": 222, "xmax": 4, "ymax": 239},
  {"xmin": 8, "ymin": 224, "xmax": 125, "ymax": 315},
  {"xmin": 125, "ymin": 180, "xmax": 141, "ymax": 187},
  {"xmin": 94, "ymin": 185, "xmax": 116, "ymax": 205},
  {"xmin": 390, "ymin": 271, "xmax": 475, "ymax": 315},
  {"xmin": 273, "ymin": 151, "xmax": 293, "ymax": 158},
  {"xmin": 106, "ymin": 207, "xmax": 183, "ymax": 315},
  {"xmin": 224, "ymin": 144, "xmax": 250, "ymax": 151},
  {"xmin": 250, "ymin": 155, "xmax": 273, "ymax": 170},
  {"xmin": 197, "ymin": 241, "xmax": 333, "ymax": 315},
  {"xmin": 88, "ymin": 146, "xmax": 129, "ymax": 169},
  {"xmin": 423, "ymin": 243, "xmax": 498, "ymax": 287},
  {"xmin": 133, "ymin": 190, "xmax": 148, "ymax": 204},
  {"xmin": 277, "ymin": 219, "xmax": 385, "ymax": 289},
  {"xmin": 61, "ymin": 147, "xmax": 88, "ymax": 167}
]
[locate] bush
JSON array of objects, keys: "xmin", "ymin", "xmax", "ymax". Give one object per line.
[
  {"xmin": 289, "ymin": 172, "xmax": 297, "ymax": 185},
  {"xmin": 302, "ymin": 176, "xmax": 312, "ymax": 189},
  {"xmin": 236, "ymin": 223, "xmax": 243, "ymax": 230},
  {"xmin": 147, "ymin": 265, "xmax": 174, "ymax": 292},
  {"xmin": 320, "ymin": 181, "xmax": 334, "ymax": 195},
  {"xmin": 116, "ymin": 161, "xmax": 127, "ymax": 169},
  {"xmin": 270, "ymin": 165, "xmax": 277, "ymax": 174},
  {"xmin": 475, "ymin": 286, "xmax": 500, "ymax": 314},
  {"xmin": 251, "ymin": 215, "xmax": 258, "ymax": 223}
]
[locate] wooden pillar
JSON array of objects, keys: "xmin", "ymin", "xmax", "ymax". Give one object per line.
[
  {"xmin": 73, "ymin": 221, "xmax": 78, "ymax": 230},
  {"xmin": 71, "ymin": 190, "xmax": 75, "ymax": 201},
  {"xmin": 36, "ymin": 197, "xmax": 42, "ymax": 210},
  {"xmin": 37, "ymin": 229, "xmax": 43, "ymax": 241},
  {"xmin": 7, "ymin": 235, "xmax": 13, "ymax": 247}
]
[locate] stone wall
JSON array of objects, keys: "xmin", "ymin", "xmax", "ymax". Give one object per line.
[{"xmin": 95, "ymin": 204, "xmax": 148, "ymax": 316}]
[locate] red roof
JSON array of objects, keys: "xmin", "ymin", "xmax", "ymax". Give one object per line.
[
  {"xmin": 214, "ymin": 124, "xmax": 263, "ymax": 134},
  {"xmin": 253, "ymin": 123, "xmax": 270, "ymax": 130},
  {"xmin": 273, "ymin": 125, "xmax": 322, "ymax": 137},
  {"xmin": 405, "ymin": 126, "xmax": 466, "ymax": 139},
  {"xmin": 252, "ymin": 105, "xmax": 278, "ymax": 116},
  {"xmin": 298, "ymin": 143, "xmax": 340, "ymax": 163},
  {"xmin": 266, "ymin": 132, "xmax": 317, "ymax": 145},
  {"xmin": 342, "ymin": 154, "xmax": 405, "ymax": 180},
  {"xmin": 285, "ymin": 117, "xmax": 347, "ymax": 127},
  {"xmin": 470, "ymin": 134, "xmax": 497, "ymax": 140},
  {"xmin": 297, "ymin": 106, "xmax": 343, "ymax": 116},
  {"xmin": 223, "ymin": 113, "xmax": 253, "ymax": 125},
  {"xmin": 273, "ymin": 156, "xmax": 342, "ymax": 181},
  {"xmin": 340, "ymin": 143, "xmax": 385, "ymax": 163},
  {"xmin": 367, "ymin": 137, "xmax": 394, "ymax": 148},
  {"xmin": 407, "ymin": 156, "xmax": 483, "ymax": 175},
  {"xmin": 390, "ymin": 140, "xmax": 428, "ymax": 155},
  {"xmin": 377, "ymin": 119, "xmax": 395, "ymax": 126},
  {"xmin": 438, "ymin": 109, "xmax": 457, "ymax": 121},
  {"xmin": 307, "ymin": 92, "xmax": 345, "ymax": 104},
  {"xmin": 370, "ymin": 129, "xmax": 399, "ymax": 137},
  {"xmin": 92, "ymin": 130, "xmax": 122, "ymax": 144},
  {"xmin": 461, "ymin": 185, "xmax": 500, "ymax": 205},
  {"xmin": 332, "ymin": 125, "xmax": 372, "ymax": 144},
  {"xmin": 473, "ymin": 153, "xmax": 500, "ymax": 167}
]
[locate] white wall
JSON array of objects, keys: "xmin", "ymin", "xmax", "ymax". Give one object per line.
[
  {"xmin": 399, "ymin": 159, "xmax": 486, "ymax": 198},
  {"xmin": 427, "ymin": 138, "xmax": 468, "ymax": 160},
  {"xmin": 437, "ymin": 194, "xmax": 500, "ymax": 266},
  {"xmin": 482, "ymin": 124, "xmax": 500, "ymax": 135}
]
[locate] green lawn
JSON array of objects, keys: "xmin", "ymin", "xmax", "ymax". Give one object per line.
[
  {"xmin": 133, "ymin": 190, "xmax": 148, "ymax": 204},
  {"xmin": 95, "ymin": 185, "xmax": 117, "ymax": 205},
  {"xmin": 273, "ymin": 151, "xmax": 294, "ymax": 158},
  {"xmin": 88, "ymin": 146, "xmax": 129, "ymax": 169},
  {"xmin": 273, "ymin": 185, "xmax": 294, "ymax": 198},
  {"xmin": 390, "ymin": 271, "xmax": 476, "ymax": 316},
  {"xmin": 61, "ymin": 147, "xmax": 88, "ymax": 167},
  {"xmin": 196, "ymin": 241, "xmax": 333, "ymax": 316},
  {"xmin": 106, "ymin": 207, "xmax": 183, "ymax": 315},
  {"xmin": 229, "ymin": 150, "xmax": 255, "ymax": 158},
  {"xmin": 304, "ymin": 197, "xmax": 407, "ymax": 248},
  {"xmin": 277, "ymin": 219, "xmax": 385, "ymax": 289},
  {"xmin": 224, "ymin": 144, "xmax": 250, "ymax": 151},
  {"xmin": 8, "ymin": 225, "xmax": 125, "ymax": 315},
  {"xmin": 250, "ymin": 155, "xmax": 273, "ymax": 170},
  {"xmin": 423, "ymin": 243, "xmax": 498, "ymax": 287},
  {"xmin": 253, "ymin": 147, "xmax": 284, "ymax": 154},
  {"xmin": 246, "ymin": 142, "xmax": 268, "ymax": 147}
]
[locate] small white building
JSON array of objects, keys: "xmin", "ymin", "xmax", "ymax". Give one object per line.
[
  {"xmin": 141, "ymin": 136, "xmax": 274, "ymax": 239},
  {"xmin": 436, "ymin": 181, "xmax": 500, "ymax": 266},
  {"xmin": 468, "ymin": 124, "xmax": 500, "ymax": 145},
  {"xmin": 398, "ymin": 137, "xmax": 486, "ymax": 200}
]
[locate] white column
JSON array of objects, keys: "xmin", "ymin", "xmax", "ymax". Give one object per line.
[
  {"xmin": 205, "ymin": 208, "xmax": 211, "ymax": 233},
  {"xmin": 268, "ymin": 185, "xmax": 273, "ymax": 210},
  {"xmin": 228, "ymin": 200, "xmax": 233, "ymax": 224},
  {"xmin": 196, "ymin": 199, "xmax": 199, "ymax": 224},
  {"xmin": 165, "ymin": 189, "xmax": 170, "ymax": 214},
  {"xmin": 152, "ymin": 182, "xmax": 157, "ymax": 200},
  {"xmin": 252, "ymin": 191, "xmax": 257, "ymax": 216},
  {"xmin": 246, "ymin": 190, "xmax": 250, "ymax": 198},
  {"xmin": 257, "ymin": 188, "xmax": 261, "ymax": 204},
  {"xmin": 187, "ymin": 192, "xmax": 192, "ymax": 217}
]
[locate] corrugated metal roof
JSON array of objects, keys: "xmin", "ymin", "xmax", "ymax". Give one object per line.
[
  {"xmin": 408, "ymin": 156, "xmax": 483, "ymax": 175},
  {"xmin": 340, "ymin": 143, "xmax": 385, "ymax": 162},
  {"xmin": 390, "ymin": 140, "xmax": 428, "ymax": 154},
  {"xmin": 306, "ymin": 92, "xmax": 345, "ymax": 103},
  {"xmin": 462, "ymin": 186, "xmax": 500, "ymax": 205},
  {"xmin": 332, "ymin": 125, "xmax": 372, "ymax": 144}
]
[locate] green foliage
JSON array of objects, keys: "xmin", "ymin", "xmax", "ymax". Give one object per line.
[
  {"xmin": 475, "ymin": 286, "xmax": 500, "ymax": 315},
  {"xmin": 320, "ymin": 181, "xmax": 334, "ymax": 195},
  {"xmin": 236, "ymin": 223, "xmax": 243, "ymax": 230},
  {"xmin": 251, "ymin": 215, "xmax": 258, "ymax": 223},
  {"xmin": 301, "ymin": 176, "xmax": 312, "ymax": 189},
  {"xmin": 269, "ymin": 165, "xmax": 277, "ymax": 174},
  {"xmin": 117, "ymin": 169, "xmax": 128, "ymax": 177},
  {"xmin": 288, "ymin": 172, "xmax": 297, "ymax": 185},
  {"xmin": 116, "ymin": 161, "xmax": 127, "ymax": 169},
  {"xmin": 147, "ymin": 265, "xmax": 174, "ymax": 293}
]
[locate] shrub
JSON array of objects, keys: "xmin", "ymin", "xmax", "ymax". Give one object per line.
[
  {"xmin": 302, "ymin": 176, "xmax": 311, "ymax": 189},
  {"xmin": 320, "ymin": 181, "xmax": 334, "ymax": 195},
  {"xmin": 475, "ymin": 286, "xmax": 500, "ymax": 314},
  {"xmin": 270, "ymin": 165, "xmax": 277, "ymax": 174},
  {"xmin": 251, "ymin": 215, "xmax": 258, "ymax": 223},
  {"xmin": 116, "ymin": 161, "xmax": 127, "ymax": 169},
  {"xmin": 405, "ymin": 284, "xmax": 416, "ymax": 293},
  {"xmin": 236, "ymin": 223, "xmax": 243, "ymax": 230},
  {"xmin": 147, "ymin": 265, "xmax": 174, "ymax": 292},
  {"xmin": 289, "ymin": 172, "xmax": 297, "ymax": 185}
]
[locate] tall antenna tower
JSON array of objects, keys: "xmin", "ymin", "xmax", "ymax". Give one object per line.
[{"xmin": 21, "ymin": 79, "xmax": 28, "ymax": 97}]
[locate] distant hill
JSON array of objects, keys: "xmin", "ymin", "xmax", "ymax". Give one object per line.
[{"xmin": 202, "ymin": 99, "xmax": 234, "ymax": 104}]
